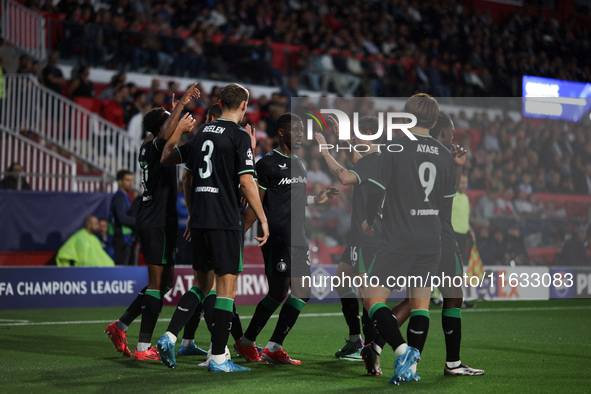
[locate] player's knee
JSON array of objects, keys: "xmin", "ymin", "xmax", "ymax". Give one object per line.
[{"xmin": 443, "ymin": 297, "xmax": 463, "ymax": 309}]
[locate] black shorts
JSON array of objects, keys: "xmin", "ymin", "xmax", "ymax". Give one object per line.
[
  {"xmin": 262, "ymin": 239, "xmax": 311, "ymax": 278},
  {"xmin": 371, "ymin": 250, "xmax": 440, "ymax": 289},
  {"xmin": 138, "ymin": 227, "xmax": 176, "ymax": 266},
  {"xmin": 191, "ymin": 229, "xmax": 243, "ymax": 275},
  {"xmin": 436, "ymin": 251, "xmax": 464, "ymax": 277},
  {"xmin": 341, "ymin": 245, "xmax": 378, "ymax": 275}
]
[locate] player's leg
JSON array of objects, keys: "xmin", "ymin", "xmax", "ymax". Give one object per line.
[
  {"xmin": 157, "ymin": 230, "xmax": 211, "ymax": 368},
  {"xmin": 439, "ymin": 252, "xmax": 484, "ymax": 376},
  {"xmin": 203, "ymin": 272, "xmax": 217, "ymax": 334},
  {"xmin": 261, "ymin": 247, "xmax": 311, "ymax": 365},
  {"xmin": 177, "ymin": 269, "xmax": 212, "ymax": 357},
  {"xmin": 236, "ymin": 241, "xmax": 285, "ymax": 362},
  {"xmin": 208, "ymin": 230, "xmax": 249, "ymax": 373},
  {"xmin": 334, "ymin": 247, "xmax": 364, "ymax": 359},
  {"xmin": 105, "ymin": 285, "xmax": 146, "ymax": 357}
]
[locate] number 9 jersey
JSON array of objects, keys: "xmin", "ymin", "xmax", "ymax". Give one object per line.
[
  {"xmin": 177, "ymin": 119, "xmax": 255, "ymax": 231},
  {"xmin": 375, "ymin": 133, "xmax": 456, "ymax": 255}
]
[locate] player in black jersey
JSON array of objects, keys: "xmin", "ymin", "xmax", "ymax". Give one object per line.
[
  {"xmin": 363, "ymin": 93, "xmax": 456, "ymax": 384},
  {"xmin": 159, "ymin": 83, "xmax": 269, "ymax": 373},
  {"xmin": 155, "ymin": 103, "xmax": 253, "ymax": 368},
  {"xmin": 313, "ymin": 116, "xmax": 382, "ymax": 361},
  {"xmin": 235, "ymin": 113, "xmax": 337, "ymax": 365},
  {"xmin": 104, "ymin": 83, "xmax": 200, "ymax": 361},
  {"xmin": 389, "ymin": 112, "xmax": 484, "ymax": 377}
]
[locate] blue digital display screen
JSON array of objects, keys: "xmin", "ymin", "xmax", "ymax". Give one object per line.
[{"xmin": 522, "ymin": 75, "xmax": 591, "ymax": 122}]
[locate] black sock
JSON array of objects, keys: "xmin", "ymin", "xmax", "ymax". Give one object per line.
[
  {"xmin": 230, "ymin": 303, "xmax": 244, "ymax": 342},
  {"xmin": 407, "ymin": 310, "xmax": 430, "ymax": 353},
  {"xmin": 369, "ymin": 303, "xmax": 405, "ymax": 351},
  {"xmin": 182, "ymin": 302, "xmax": 203, "ymax": 341},
  {"xmin": 362, "ymin": 307, "xmax": 377, "ymax": 343},
  {"xmin": 138, "ymin": 289, "xmax": 163, "ymax": 345},
  {"xmin": 119, "ymin": 286, "xmax": 147, "ymax": 327},
  {"xmin": 269, "ymin": 295, "xmax": 306, "ymax": 346},
  {"xmin": 203, "ymin": 291, "xmax": 217, "ymax": 335},
  {"xmin": 211, "ymin": 297, "xmax": 234, "ymax": 355},
  {"xmin": 244, "ymin": 295, "xmax": 281, "ymax": 342},
  {"xmin": 340, "ymin": 294, "xmax": 361, "ymax": 336},
  {"xmin": 442, "ymin": 308, "xmax": 462, "ymax": 362},
  {"xmin": 166, "ymin": 286, "xmax": 204, "ymax": 337}
]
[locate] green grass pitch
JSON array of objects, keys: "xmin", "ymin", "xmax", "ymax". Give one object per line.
[{"xmin": 1, "ymin": 299, "xmax": 590, "ymax": 393}]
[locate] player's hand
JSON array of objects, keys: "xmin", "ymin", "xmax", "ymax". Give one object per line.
[
  {"xmin": 327, "ymin": 115, "xmax": 339, "ymax": 135},
  {"xmin": 453, "ymin": 144, "xmax": 467, "ymax": 167},
  {"xmin": 245, "ymin": 124, "xmax": 256, "ymax": 151},
  {"xmin": 314, "ymin": 187, "xmax": 339, "ymax": 204},
  {"xmin": 180, "ymin": 82, "xmax": 201, "ymax": 106},
  {"xmin": 178, "ymin": 113, "xmax": 196, "ymax": 133},
  {"xmin": 184, "ymin": 216, "xmax": 191, "ymax": 242},
  {"xmin": 255, "ymin": 221, "xmax": 269, "ymax": 247},
  {"xmin": 362, "ymin": 220, "xmax": 374, "ymax": 236},
  {"xmin": 314, "ymin": 132, "xmax": 328, "ymax": 155}
]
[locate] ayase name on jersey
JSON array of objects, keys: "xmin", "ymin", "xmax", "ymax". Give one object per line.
[{"xmin": 417, "ymin": 144, "xmax": 439, "ymax": 154}]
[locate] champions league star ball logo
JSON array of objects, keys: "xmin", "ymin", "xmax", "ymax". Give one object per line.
[{"xmin": 277, "ymin": 260, "xmax": 287, "ymax": 273}]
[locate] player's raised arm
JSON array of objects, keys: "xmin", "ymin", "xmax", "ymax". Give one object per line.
[
  {"xmin": 327, "ymin": 115, "xmax": 362, "ymax": 164},
  {"xmin": 314, "ymin": 132, "xmax": 359, "ymax": 185},
  {"xmin": 160, "ymin": 113, "xmax": 196, "ymax": 166},
  {"xmin": 240, "ymin": 173, "xmax": 269, "ymax": 246},
  {"xmin": 155, "ymin": 82, "xmax": 200, "ymax": 150}
]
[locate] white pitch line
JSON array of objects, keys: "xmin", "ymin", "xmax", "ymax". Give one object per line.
[
  {"xmin": 0, "ymin": 319, "xmax": 30, "ymax": 322},
  {"xmin": 0, "ymin": 305, "xmax": 590, "ymax": 327}
]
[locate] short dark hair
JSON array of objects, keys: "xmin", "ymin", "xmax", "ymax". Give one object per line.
[
  {"xmin": 143, "ymin": 107, "xmax": 169, "ymax": 135},
  {"xmin": 116, "ymin": 169, "xmax": 132, "ymax": 181},
  {"xmin": 207, "ymin": 104, "xmax": 222, "ymax": 121},
  {"xmin": 358, "ymin": 116, "xmax": 379, "ymax": 135},
  {"xmin": 83, "ymin": 215, "xmax": 95, "ymax": 228},
  {"xmin": 8, "ymin": 162, "xmax": 21, "ymax": 172},
  {"xmin": 220, "ymin": 83, "xmax": 249, "ymax": 110},
  {"xmin": 276, "ymin": 112, "xmax": 302, "ymax": 132},
  {"xmin": 430, "ymin": 112, "xmax": 453, "ymax": 139},
  {"xmin": 404, "ymin": 93, "xmax": 439, "ymax": 129}
]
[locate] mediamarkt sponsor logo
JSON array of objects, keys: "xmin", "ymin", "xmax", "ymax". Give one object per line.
[{"xmin": 278, "ymin": 176, "xmax": 307, "ymax": 185}]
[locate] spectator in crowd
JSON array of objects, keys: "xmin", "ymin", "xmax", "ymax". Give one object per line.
[
  {"xmin": 42, "ymin": 51, "xmax": 66, "ymax": 94},
  {"xmin": 1, "ymin": 162, "xmax": 31, "ymax": 190},
  {"xmin": 110, "ymin": 169, "xmax": 136, "ymax": 265},
  {"xmin": 505, "ymin": 225, "xmax": 529, "ymax": 265},
  {"xmin": 452, "ymin": 174, "xmax": 475, "ymax": 263},
  {"xmin": 56, "ymin": 215, "xmax": 114, "ymax": 267},
  {"xmin": 474, "ymin": 188, "xmax": 497, "ymax": 225},
  {"xmin": 96, "ymin": 218, "xmax": 115, "ymax": 260},
  {"xmin": 307, "ymin": 157, "xmax": 332, "ymax": 186},
  {"xmin": 67, "ymin": 65, "xmax": 95, "ymax": 99},
  {"xmin": 16, "ymin": 55, "xmax": 32, "ymax": 74},
  {"xmin": 560, "ymin": 227, "xmax": 590, "ymax": 266},
  {"xmin": 98, "ymin": 72, "xmax": 126, "ymax": 100}
]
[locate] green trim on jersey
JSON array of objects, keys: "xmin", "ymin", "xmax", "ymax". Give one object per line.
[
  {"xmin": 184, "ymin": 165, "xmax": 192, "ymax": 172},
  {"xmin": 368, "ymin": 178, "xmax": 385, "ymax": 190},
  {"xmin": 259, "ymin": 184, "xmax": 267, "ymax": 190},
  {"xmin": 410, "ymin": 309, "xmax": 430, "ymax": 319},
  {"xmin": 442, "ymin": 308, "xmax": 462, "ymax": 319},
  {"xmin": 349, "ymin": 170, "xmax": 362, "ymax": 184},
  {"xmin": 273, "ymin": 148, "xmax": 295, "ymax": 159},
  {"xmin": 175, "ymin": 146, "xmax": 184, "ymax": 163},
  {"xmin": 411, "ymin": 132, "xmax": 434, "ymax": 139},
  {"xmin": 153, "ymin": 137, "xmax": 161, "ymax": 152},
  {"xmin": 161, "ymin": 234, "xmax": 168, "ymax": 265},
  {"xmin": 214, "ymin": 296, "xmax": 234, "ymax": 312},
  {"xmin": 145, "ymin": 289, "xmax": 162, "ymax": 300},
  {"xmin": 368, "ymin": 302, "xmax": 388, "ymax": 320},
  {"xmin": 238, "ymin": 169, "xmax": 255, "ymax": 175},
  {"xmin": 239, "ymin": 240, "xmax": 243, "ymax": 272},
  {"xmin": 444, "ymin": 193, "xmax": 457, "ymax": 198}
]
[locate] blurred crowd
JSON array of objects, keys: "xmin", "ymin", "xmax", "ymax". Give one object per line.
[{"xmin": 21, "ymin": 0, "xmax": 591, "ymax": 96}]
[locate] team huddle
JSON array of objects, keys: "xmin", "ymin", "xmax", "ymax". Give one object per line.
[{"xmin": 104, "ymin": 82, "xmax": 484, "ymax": 384}]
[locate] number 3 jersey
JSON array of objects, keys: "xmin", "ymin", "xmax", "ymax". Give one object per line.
[
  {"xmin": 376, "ymin": 134, "xmax": 455, "ymax": 255},
  {"xmin": 256, "ymin": 149, "xmax": 308, "ymax": 247},
  {"xmin": 177, "ymin": 119, "xmax": 255, "ymax": 231}
]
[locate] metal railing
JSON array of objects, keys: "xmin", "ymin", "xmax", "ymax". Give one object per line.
[
  {"xmin": 1, "ymin": 74, "xmax": 139, "ymax": 188},
  {"xmin": 1, "ymin": 0, "xmax": 47, "ymax": 61}
]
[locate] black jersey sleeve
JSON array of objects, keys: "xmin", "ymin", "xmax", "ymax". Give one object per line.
[
  {"xmin": 236, "ymin": 131, "xmax": 255, "ymax": 176},
  {"xmin": 255, "ymin": 158, "xmax": 270, "ymax": 190}
]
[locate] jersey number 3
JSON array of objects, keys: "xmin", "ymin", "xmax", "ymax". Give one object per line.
[
  {"xmin": 199, "ymin": 140, "xmax": 214, "ymax": 179},
  {"xmin": 418, "ymin": 161, "xmax": 436, "ymax": 202}
]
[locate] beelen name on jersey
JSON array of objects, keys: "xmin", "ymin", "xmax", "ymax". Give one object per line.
[
  {"xmin": 416, "ymin": 144, "xmax": 439, "ymax": 154},
  {"xmin": 203, "ymin": 125, "xmax": 226, "ymax": 134}
]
